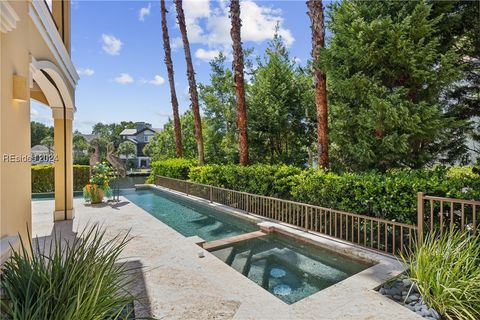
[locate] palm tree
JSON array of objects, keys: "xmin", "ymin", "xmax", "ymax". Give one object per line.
[
  {"xmin": 230, "ymin": 0, "xmax": 249, "ymax": 166},
  {"xmin": 174, "ymin": 0, "xmax": 205, "ymax": 164},
  {"xmin": 307, "ymin": 0, "xmax": 329, "ymax": 168},
  {"xmin": 160, "ymin": 0, "xmax": 183, "ymax": 158}
]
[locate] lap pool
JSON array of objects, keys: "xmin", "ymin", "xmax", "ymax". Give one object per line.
[{"xmin": 123, "ymin": 189, "xmax": 257, "ymax": 241}]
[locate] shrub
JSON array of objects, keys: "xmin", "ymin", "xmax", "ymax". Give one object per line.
[
  {"xmin": 291, "ymin": 167, "xmax": 480, "ymax": 223},
  {"xmin": 147, "ymin": 158, "xmax": 197, "ymax": 182},
  {"xmin": 32, "ymin": 165, "xmax": 90, "ymax": 193},
  {"xmin": 402, "ymin": 230, "xmax": 480, "ymax": 320},
  {"xmin": 189, "ymin": 164, "xmax": 301, "ymax": 198},
  {"xmin": 149, "ymin": 158, "xmax": 479, "ymax": 224},
  {"xmin": 0, "ymin": 225, "xmax": 137, "ymax": 319}
]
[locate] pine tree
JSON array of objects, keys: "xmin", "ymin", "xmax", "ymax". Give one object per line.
[{"xmin": 319, "ymin": 0, "xmax": 463, "ymax": 171}]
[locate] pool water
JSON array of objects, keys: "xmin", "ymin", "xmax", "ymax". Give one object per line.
[
  {"xmin": 123, "ymin": 189, "xmax": 257, "ymax": 241},
  {"xmin": 210, "ymin": 234, "xmax": 372, "ymax": 304}
]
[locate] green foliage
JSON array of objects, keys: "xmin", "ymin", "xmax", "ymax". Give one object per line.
[
  {"xmin": 92, "ymin": 121, "xmax": 137, "ymax": 148},
  {"xmin": 147, "ymin": 33, "xmax": 315, "ymax": 166},
  {"xmin": 291, "ymin": 167, "xmax": 480, "ymax": 223},
  {"xmin": 0, "ymin": 225, "xmax": 137, "ymax": 319},
  {"xmin": 189, "ymin": 164, "xmax": 302, "ymax": 198},
  {"xmin": 402, "ymin": 229, "xmax": 480, "ymax": 320},
  {"xmin": 320, "ymin": 0, "xmax": 464, "ymax": 171},
  {"xmin": 147, "ymin": 158, "xmax": 197, "ymax": 182},
  {"xmin": 84, "ymin": 162, "xmax": 114, "ymax": 200},
  {"xmin": 248, "ymin": 34, "xmax": 316, "ymax": 165},
  {"xmin": 31, "ymin": 121, "xmax": 53, "ymax": 147},
  {"xmin": 150, "ymin": 159, "xmax": 479, "ymax": 223},
  {"xmin": 199, "ymin": 53, "xmax": 239, "ymax": 163},
  {"xmin": 144, "ymin": 111, "xmax": 198, "ymax": 161},
  {"xmin": 118, "ymin": 140, "xmax": 136, "ymax": 160},
  {"xmin": 31, "ymin": 165, "xmax": 90, "ymax": 193},
  {"xmin": 40, "ymin": 135, "xmax": 54, "ymax": 150}
]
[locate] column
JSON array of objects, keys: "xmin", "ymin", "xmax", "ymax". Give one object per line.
[{"xmin": 52, "ymin": 107, "xmax": 74, "ymax": 221}]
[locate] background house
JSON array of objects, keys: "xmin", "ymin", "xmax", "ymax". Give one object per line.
[{"xmin": 119, "ymin": 122, "xmax": 159, "ymax": 168}]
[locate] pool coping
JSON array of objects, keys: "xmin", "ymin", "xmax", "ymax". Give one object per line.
[{"xmin": 136, "ymin": 183, "xmax": 410, "ymax": 307}]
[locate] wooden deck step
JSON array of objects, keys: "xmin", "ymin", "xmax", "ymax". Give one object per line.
[{"xmin": 203, "ymin": 230, "xmax": 267, "ymax": 251}]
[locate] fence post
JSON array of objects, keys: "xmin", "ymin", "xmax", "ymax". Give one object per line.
[
  {"xmin": 417, "ymin": 192, "xmax": 424, "ymax": 244},
  {"xmin": 186, "ymin": 182, "xmax": 189, "ymax": 196},
  {"xmin": 209, "ymin": 186, "xmax": 212, "ymax": 203}
]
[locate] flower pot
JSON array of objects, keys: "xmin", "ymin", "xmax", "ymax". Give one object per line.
[
  {"xmin": 84, "ymin": 184, "xmax": 104, "ymax": 204},
  {"xmin": 91, "ymin": 188, "xmax": 104, "ymax": 204}
]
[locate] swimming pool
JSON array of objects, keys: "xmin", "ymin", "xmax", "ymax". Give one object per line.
[
  {"xmin": 209, "ymin": 234, "xmax": 372, "ymax": 304},
  {"xmin": 123, "ymin": 189, "xmax": 257, "ymax": 241}
]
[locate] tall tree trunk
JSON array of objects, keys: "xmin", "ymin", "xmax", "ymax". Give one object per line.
[
  {"xmin": 161, "ymin": 0, "xmax": 183, "ymax": 158},
  {"xmin": 230, "ymin": 0, "xmax": 249, "ymax": 166},
  {"xmin": 174, "ymin": 0, "xmax": 205, "ymax": 164},
  {"xmin": 307, "ymin": 0, "xmax": 329, "ymax": 168}
]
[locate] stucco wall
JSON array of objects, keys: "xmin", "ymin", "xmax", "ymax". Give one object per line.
[
  {"xmin": 1, "ymin": 1, "xmax": 32, "ymax": 241},
  {"xmin": 1, "ymin": 0, "xmax": 76, "ymax": 241}
]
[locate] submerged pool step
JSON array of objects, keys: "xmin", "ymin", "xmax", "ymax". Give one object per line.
[{"xmin": 203, "ymin": 230, "xmax": 267, "ymax": 251}]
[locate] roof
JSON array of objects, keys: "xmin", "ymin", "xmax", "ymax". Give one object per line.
[
  {"xmin": 31, "ymin": 145, "xmax": 53, "ymax": 153},
  {"xmin": 120, "ymin": 127, "xmax": 160, "ymax": 136},
  {"xmin": 77, "ymin": 133, "xmax": 99, "ymax": 142},
  {"xmin": 120, "ymin": 128, "xmax": 137, "ymax": 136}
]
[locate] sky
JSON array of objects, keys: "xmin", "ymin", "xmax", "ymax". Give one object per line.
[{"xmin": 31, "ymin": 0, "xmax": 320, "ymax": 134}]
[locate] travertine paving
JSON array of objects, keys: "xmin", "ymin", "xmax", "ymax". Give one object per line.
[{"xmin": 32, "ymin": 195, "xmax": 421, "ymax": 320}]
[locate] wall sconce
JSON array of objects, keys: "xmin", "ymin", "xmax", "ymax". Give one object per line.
[{"xmin": 13, "ymin": 74, "xmax": 28, "ymax": 102}]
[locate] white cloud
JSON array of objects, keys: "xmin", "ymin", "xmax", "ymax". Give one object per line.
[
  {"xmin": 101, "ymin": 34, "xmax": 122, "ymax": 55},
  {"xmin": 195, "ymin": 48, "xmax": 220, "ymax": 62},
  {"xmin": 114, "ymin": 73, "xmax": 134, "ymax": 84},
  {"xmin": 240, "ymin": 0, "xmax": 294, "ymax": 46},
  {"xmin": 77, "ymin": 68, "xmax": 95, "ymax": 76},
  {"xmin": 139, "ymin": 3, "xmax": 151, "ymax": 21},
  {"xmin": 181, "ymin": 0, "xmax": 294, "ymax": 55},
  {"xmin": 149, "ymin": 75, "xmax": 165, "ymax": 86},
  {"xmin": 171, "ymin": 37, "xmax": 183, "ymax": 50},
  {"xmin": 30, "ymin": 108, "xmax": 39, "ymax": 117}
]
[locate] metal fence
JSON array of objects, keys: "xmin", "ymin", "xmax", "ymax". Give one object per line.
[
  {"xmin": 155, "ymin": 176, "xmax": 418, "ymax": 256},
  {"xmin": 417, "ymin": 192, "xmax": 479, "ymax": 241},
  {"xmin": 155, "ymin": 176, "xmax": 480, "ymax": 256}
]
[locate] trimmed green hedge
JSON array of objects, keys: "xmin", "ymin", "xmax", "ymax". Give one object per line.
[
  {"xmin": 146, "ymin": 158, "xmax": 197, "ymax": 183},
  {"xmin": 32, "ymin": 165, "xmax": 90, "ymax": 193},
  {"xmin": 189, "ymin": 164, "xmax": 301, "ymax": 199},
  {"xmin": 148, "ymin": 160, "xmax": 480, "ymax": 224}
]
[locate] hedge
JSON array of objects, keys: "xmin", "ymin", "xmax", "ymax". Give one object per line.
[
  {"xmin": 146, "ymin": 158, "xmax": 197, "ymax": 183},
  {"xmin": 148, "ymin": 160, "xmax": 480, "ymax": 224},
  {"xmin": 32, "ymin": 165, "xmax": 90, "ymax": 193}
]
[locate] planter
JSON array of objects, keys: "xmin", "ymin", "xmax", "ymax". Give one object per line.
[{"xmin": 84, "ymin": 184, "xmax": 104, "ymax": 204}]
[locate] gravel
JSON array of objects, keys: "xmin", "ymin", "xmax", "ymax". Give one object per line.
[{"xmin": 378, "ymin": 277, "xmax": 441, "ymax": 319}]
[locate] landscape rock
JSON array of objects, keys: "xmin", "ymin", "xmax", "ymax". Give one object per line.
[{"xmin": 378, "ymin": 276, "xmax": 441, "ymax": 319}]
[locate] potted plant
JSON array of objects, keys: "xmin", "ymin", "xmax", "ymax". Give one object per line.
[{"xmin": 83, "ymin": 162, "xmax": 114, "ymax": 204}]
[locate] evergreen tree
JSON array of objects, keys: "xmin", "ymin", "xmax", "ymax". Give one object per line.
[
  {"xmin": 320, "ymin": 0, "xmax": 463, "ymax": 171},
  {"xmin": 248, "ymin": 34, "xmax": 315, "ymax": 165},
  {"xmin": 199, "ymin": 53, "xmax": 238, "ymax": 163}
]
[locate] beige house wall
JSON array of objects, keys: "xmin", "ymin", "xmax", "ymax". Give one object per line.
[{"xmin": 0, "ymin": 0, "xmax": 78, "ymax": 246}]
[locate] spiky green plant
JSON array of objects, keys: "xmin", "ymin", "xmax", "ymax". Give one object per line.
[
  {"xmin": 0, "ymin": 225, "xmax": 137, "ymax": 320},
  {"xmin": 402, "ymin": 229, "xmax": 480, "ymax": 320}
]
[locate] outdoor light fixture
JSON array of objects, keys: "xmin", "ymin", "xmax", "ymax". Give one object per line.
[{"xmin": 12, "ymin": 74, "xmax": 27, "ymax": 102}]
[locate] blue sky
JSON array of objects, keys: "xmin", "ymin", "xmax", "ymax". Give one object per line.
[{"xmin": 31, "ymin": 0, "xmax": 321, "ymax": 133}]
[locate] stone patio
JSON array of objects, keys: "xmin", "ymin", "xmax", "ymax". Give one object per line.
[{"xmin": 32, "ymin": 195, "xmax": 421, "ymax": 319}]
